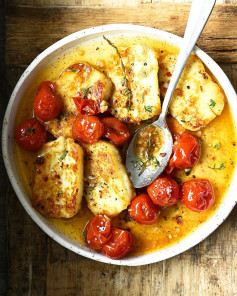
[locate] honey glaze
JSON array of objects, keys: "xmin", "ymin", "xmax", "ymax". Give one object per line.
[{"xmin": 15, "ymin": 35, "xmax": 237, "ymax": 256}]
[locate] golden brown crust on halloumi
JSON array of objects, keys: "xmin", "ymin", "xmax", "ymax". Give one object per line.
[
  {"xmin": 32, "ymin": 137, "xmax": 84, "ymax": 218},
  {"xmin": 83, "ymin": 140, "xmax": 136, "ymax": 217},
  {"xmin": 45, "ymin": 62, "xmax": 113, "ymax": 138},
  {"xmin": 106, "ymin": 45, "xmax": 161, "ymax": 123},
  {"xmin": 159, "ymin": 53, "xmax": 224, "ymax": 131}
]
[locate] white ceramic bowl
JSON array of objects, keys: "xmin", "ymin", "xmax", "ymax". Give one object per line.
[{"xmin": 2, "ymin": 24, "xmax": 237, "ymax": 266}]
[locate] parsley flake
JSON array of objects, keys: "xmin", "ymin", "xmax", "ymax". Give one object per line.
[
  {"xmin": 144, "ymin": 105, "xmax": 152, "ymax": 113},
  {"xmin": 26, "ymin": 128, "xmax": 35, "ymax": 133},
  {"xmin": 209, "ymin": 99, "xmax": 216, "ymax": 108},
  {"xmin": 59, "ymin": 151, "xmax": 68, "ymax": 160},
  {"xmin": 213, "ymin": 142, "xmax": 221, "ymax": 149}
]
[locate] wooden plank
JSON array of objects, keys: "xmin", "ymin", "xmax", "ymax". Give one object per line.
[
  {"xmin": 6, "ymin": 4, "xmax": 237, "ymax": 65},
  {"xmin": 9, "ymin": 0, "xmax": 237, "ymax": 6}
]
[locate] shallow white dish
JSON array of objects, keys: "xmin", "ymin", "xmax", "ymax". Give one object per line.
[{"xmin": 2, "ymin": 24, "xmax": 237, "ymax": 266}]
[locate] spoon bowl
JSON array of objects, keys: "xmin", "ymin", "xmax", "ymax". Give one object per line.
[{"xmin": 126, "ymin": 115, "xmax": 173, "ymax": 188}]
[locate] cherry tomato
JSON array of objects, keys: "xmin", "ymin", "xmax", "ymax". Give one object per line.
[
  {"xmin": 102, "ymin": 228, "xmax": 133, "ymax": 259},
  {"xmin": 128, "ymin": 193, "xmax": 161, "ymax": 225},
  {"xmin": 167, "ymin": 132, "xmax": 200, "ymax": 173},
  {"xmin": 73, "ymin": 96, "xmax": 100, "ymax": 116},
  {"xmin": 85, "ymin": 215, "xmax": 112, "ymax": 250},
  {"xmin": 34, "ymin": 81, "xmax": 63, "ymax": 121},
  {"xmin": 147, "ymin": 175, "xmax": 180, "ymax": 207},
  {"xmin": 72, "ymin": 114, "xmax": 104, "ymax": 144},
  {"xmin": 15, "ymin": 118, "xmax": 47, "ymax": 151},
  {"xmin": 101, "ymin": 117, "xmax": 130, "ymax": 146},
  {"xmin": 180, "ymin": 179, "xmax": 214, "ymax": 212}
]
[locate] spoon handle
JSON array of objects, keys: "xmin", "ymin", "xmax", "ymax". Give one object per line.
[{"xmin": 160, "ymin": 0, "xmax": 216, "ymax": 118}]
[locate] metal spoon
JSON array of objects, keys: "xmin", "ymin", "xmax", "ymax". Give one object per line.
[{"xmin": 126, "ymin": 0, "xmax": 216, "ymax": 188}]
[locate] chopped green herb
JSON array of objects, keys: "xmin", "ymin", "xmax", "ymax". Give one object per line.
[
  {"xmin": 174, "ymin": 207, "xmax": 179, "ymax": 212},
  {"xmin": 127, "ymin": 67, "xmax": 131, "ymax": 72},
  {"xmin": 197, "ymin": 138, "xmax": 202, "ymax": 147},
  {"xmin": 59, "ymin": 151, "xmax": 67, "ymax": 160},
  {"xmin": 82, "ymin": 231, "xmax": 89, "ymax": 246},
  {"xmin": 82, "ymin": 88, "xmax": 89, "ymax": 95},
  {"xmin": 144, "ymin": 105, "xmax": 152, "ymax": 113},
  {"xmin": 71, "ymin": 69, "xmax": 80, "ymax": 73},
  {"xmin": 209, "ymin": 99, "xmax": 216, "ymax": 108},
  {"xmin": 213, "ymin": 142, "xmax": 221, "ymax": 149},
  {"xmin": 133, "ymin": 160, "xmax": 144, "ymax": 169},
  {"xmin": 181, "ymin": 120, "xmax": 186, "ymax": 123},
  {"xmin": 26, "ymin": 128, "xmax": 35, "ymax": 133},
  {"xmin": 152, "ymin": 131, "xmax": 158, "ymax": 135},
  {"xmin": 128, "ymin": 209, "xmax": 133, "ymax": 212},
  {"xmin": 152, "ymin": 159, "xmax": 160, "ymax": 166},
  {"xmin": 124, "ymin": 89, "xmax": 131, "ymax": 95},
  {"xmin": 217, "ymin": 162, "xmax": 226, "ymax": 170},
  {"xmin": 157, "ymin": 211, "xmax": 161, "ymax": 216},
  {"xmin": 87, "ymin": 176, "xmax": 95, "ymax": 180},
  {"xmin": 142, "ymin": 94, "xmax": 145, "ymax": 101}
]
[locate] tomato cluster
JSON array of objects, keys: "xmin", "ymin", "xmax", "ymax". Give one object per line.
[
  {"xmin": 15, "ymin": 80, "xmax": 131, "ymax": 151},
  {"xmin": 84, "ymin": 215, "xmax": 133, "ymax": 260}
]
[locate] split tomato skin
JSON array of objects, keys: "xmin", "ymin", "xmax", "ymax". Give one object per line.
[
  {"xmin": 147, "ymin": 175, "xmax": 180, "ymax": 207},
  {"xmin": 85, "ymin": 215, "xmax": 112, "ymax": 250},
  {"xmin": 128, "ymin": 193, "xmax": 161, "ymax": 225},
  {"xmin": 73, "ymin": 96, "xmax": 100, "ymax": 116},
  {"xmin": 102, "ymin": 228, "xmax": 134, "ymax": 260},
  {"xmin": 101, "ymin": 117, "xmax": 130, "ymax": 146},
  {"xmin": 34, "ymin": 81, "xmax": 63, "ymax": 121},
  {"xmin": 15, "ymin": 118, "xmax": 47, "ymax": 151},
  {"xmin": 180, "ymin": 179, "xmax": 214, "ymax": 212},
  {"xmin": 72, "ymin": 114, "xmax": 104, "ymax": 144},
  {"xmin": 167, "ymin": 132, "xmax": 201, "ymax": 173}
]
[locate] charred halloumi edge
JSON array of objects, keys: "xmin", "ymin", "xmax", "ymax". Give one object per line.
[
  {"xmin": 45, "ymin": 62, "xmax": 113, "ymax": 138},
  {"xmin": 159, "ymin": 53, "xmax": 225, "ymax": 131},
  {"xmin": 83, "ymin": 140, "xmax": 136, "ymax": 217},
  {"xmin": 106, "ymin": 44, "xmax": 161, "ymax": 123},
  {"xmin": 32, "ymin": 136, "xmax": 84, "ymax": 218}
]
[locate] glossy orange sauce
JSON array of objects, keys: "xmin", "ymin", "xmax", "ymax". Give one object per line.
[{"xmin": 14, "ymin": 35, "xmax": 237, "ymax": 256}]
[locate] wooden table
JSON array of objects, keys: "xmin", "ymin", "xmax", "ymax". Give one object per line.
[{"xmin": 1, "ymin": 1, "xmax": 237, "ymax": 295}]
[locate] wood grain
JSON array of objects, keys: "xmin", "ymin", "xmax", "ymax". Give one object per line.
[
  {"xmin": 3, "ymin": 1, "xmax": 237, "ymax": 296},
  {"xmin": 6, "ymin": 3, "xmax": 237, "ymax": 65}
]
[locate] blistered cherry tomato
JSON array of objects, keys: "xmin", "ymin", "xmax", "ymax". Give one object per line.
[
  {"xmin": 73, "ymin": 96, "xmax": 100, "ymax": 116},
  {"xmin": 15, "ymin": 118, "xmax": 47, "ymax": 151},
  {"xmin": 34, "ymin": 81, "xmax": 63, "ymax": 121},
  {"xmin": 128, "ymin": 193, "xmax": 161, "ymax": 225},
  {"xmin": 147, "ymin": 175, "xmax": 180, "ymax": 207},
  {"xmin": 102, "ymin": 228, "xmax": 133, "ymax": 259},
  {"xmin": 85, "ymin": 215, "xmax": 112, "ymax": 250},
  {"xmin": 101, "ymin": 117, "xmax": 130, "ymax": 146},
  {"xmin": 180, "ymin": 179, "xmax": 214, "ymax": 212},
  {"xmin": 167, "ymin": 132, "xmax": 200, "ymax": 173},
  {"xmin": 72, "ymin": 115, "xmax": 104, "ymax": 144}
]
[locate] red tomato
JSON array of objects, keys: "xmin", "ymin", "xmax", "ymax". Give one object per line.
[
  {"xmin": 85, "ymin": 215, "xmax": 112, "ymax": 250},
  {"xmin": 102, "ymin": 228, "xmax": 133, "ymax": 259},
  {"xmin": 72, "ymin": 115, "xmax": 104, "ymax": 144},
  {"xmin": 180, "ymin": 179, "xmax": 214, "ymax": 212},
  {"xmin": 147, "ymin": 175, "xmax": 180, "ymax": 207},
  {"xmin": 128, "ymin": 193, "xmax": 161, "ymax": 225},
  {"xmin": 167, "ymin": 132, "xmax": 200, "ymax": 173},
  {"xmin": 34, "ymin": 81, "xmax": 63, "ymax": 121},
  {"xmin": 15, "ymin": 118, "xmax": 47, "ymax": 151},
  {"xmin": 101, "ymin": 117, "xmax": 130, "ymax": 146},
  {"xmin": 73, "ymin": 96, "xmax": 100, "ymax": 116}
]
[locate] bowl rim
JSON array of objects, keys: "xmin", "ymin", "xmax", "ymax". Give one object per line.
[{"xmin": 2, "ymin": 23, "xmax": 237, "ymax": 266}]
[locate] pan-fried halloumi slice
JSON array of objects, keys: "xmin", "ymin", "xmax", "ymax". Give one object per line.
[
  {"xmin": 159, "ymin": 53, "xmax": 224, "ymax": 131},
  {"xmin": 32, "ymin": 136, "xmax": 84, "ymax": 218},
  {"xmin": 106, "ymin": 45, "xmax": 161, "ymax": 123},
  {"xmin": 45, "ymin": 62, "xmax": 113, "ymax": 138},
  {"xmin": 83, "ymin": 140, "xmax": 136, "ymax": 217}
]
